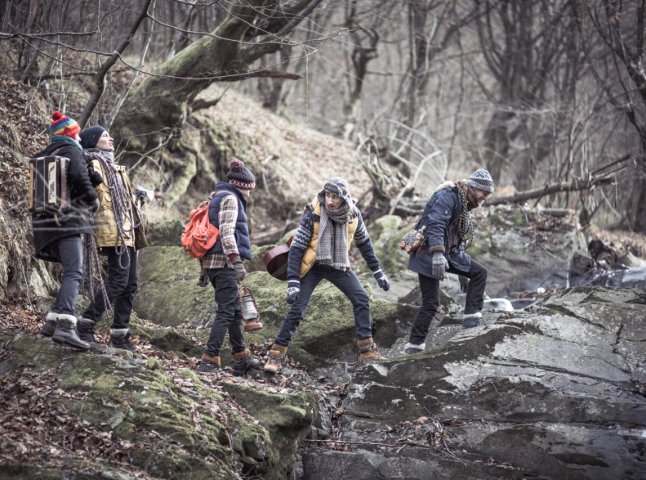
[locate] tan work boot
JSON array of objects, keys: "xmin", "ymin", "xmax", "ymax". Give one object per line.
[
  {"xmin": 196, "ymin": 353, "xmax": 221, "ymax": 374},
  {"xmin": 264, "ymin": 344, "xmax": 287, "ymax": 374},
  {"xmin": 357, "ymin": 337, "xmax": 383, "ymax": 361}
]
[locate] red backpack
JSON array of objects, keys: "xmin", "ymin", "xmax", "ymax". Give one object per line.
[{"xmin": 181, "ymin": 198, "xmax": 220, "ymax": 258}]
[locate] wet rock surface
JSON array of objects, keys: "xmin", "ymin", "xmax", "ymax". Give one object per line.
[{"xmin": 305, "ymin": 287, "xmax": 646, "ymax": 480}]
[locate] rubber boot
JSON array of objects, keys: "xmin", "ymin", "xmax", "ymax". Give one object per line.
[
  {"xmin": 263, "ymin": 344, "xmax": 287, "ymax": 374},
  {"xmin": 52, "ymin": 314, "xmax": 90, "ymax": 351},
  {"xmin": 109, "ymin": 328, "xmax": 135, "ymax": 352},
  {"xmin": 357, "ymin": 337, "xmax": 383, "ymax": 361},
  {"xmin": 196, "ymin": 354, "xmax": 221, "ymax": 374},
  {"xmin": 41, "ymin": 312, "xmax": 57, "ymax": 337},
  {"xmin": 232, "ymin": 348, "xmax": 260, "ymax": 376}
]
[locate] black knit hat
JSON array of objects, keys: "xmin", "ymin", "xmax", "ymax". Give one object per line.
[
  {"xmin": 226, "ymin": 158, "xmax": 256, "ymax": 190},
  {"xmin": 79, "ymin": 126, "xmax": 106, "ymax": 149}
]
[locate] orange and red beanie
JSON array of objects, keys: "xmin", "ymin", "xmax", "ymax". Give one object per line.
[{"xmin": 49, "ymin": 111, "xmax": 81, "ymax": 139}]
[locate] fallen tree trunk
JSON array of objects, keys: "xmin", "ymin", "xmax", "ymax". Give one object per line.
[{"xmin": 485, "ymin": 176, "xmax": 616, "ymax": 206}]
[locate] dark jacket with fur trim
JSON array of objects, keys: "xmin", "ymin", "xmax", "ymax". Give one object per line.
[{"xmin": 409, "ymin": 184, "xmax": 472, "ymax": 276}]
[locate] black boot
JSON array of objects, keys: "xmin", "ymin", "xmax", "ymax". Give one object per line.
[
  {"xmin": 52, "ymin": 314, "xmax": 90, "ymax": 351},
  {"xmin": 232, "ymin": 349, "xmax": 260, "ymax": 376},
  {"xmin": 78, "ymin": 316, "xmax": 109, "ymax": 354},
  {"xmin": 77, "ymin": 316, "xmax": 97, "ymax": 342},
  {"xmin": 109, "ymin": 329, "xmax": 135, "ymax": 352}
]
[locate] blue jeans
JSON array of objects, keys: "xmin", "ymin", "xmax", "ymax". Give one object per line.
[
  {"xmin": 204, "ymin": 267, "xmax": 245, "ymax": 357},
  {"xmin": 275, "ymin": 264, "xmax": 372, "ymax": 346},
  {"xmin": 51, "ymin": 235, "xmax": 84, "ymax": 315},
  {"xmin": 409, "ymin": 259, "xmax": 487, "ymax": 344},
  {"xmin": 83, "ymin": 246, "xmax": 138, "ymax": 330}
]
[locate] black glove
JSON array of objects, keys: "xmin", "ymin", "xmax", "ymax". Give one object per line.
[
  {"xmin": 373, "ymin": 269, "xmax": 390, "ymax": 291},
  {"xmin": 87, "ymin": 167, "xmax": 103, "ymax": 187},
  {"xmin": 458, "ymin": 275, "xmax": 469, "ymax": 293},
  {"xmin": 286, "ymin": 280, "xmax": 300, "ymax": 304},
  {"xmin": 233, "ymin": 259, "xmax": 246, "ymax": 283},
  {"xmin": 88, "ymin": 198, "xmax": 101, "ymax": 214},
  {"xmin": 198, "ymin": 268, "xmax": 209, "ymax": 288}
]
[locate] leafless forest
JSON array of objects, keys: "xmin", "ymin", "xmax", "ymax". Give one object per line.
[{"xmin": 2, "ymin": 0, "xmax": 645, "ymax": 232}]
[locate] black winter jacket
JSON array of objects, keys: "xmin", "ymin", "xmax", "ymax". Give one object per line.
[{"xmin": 31, "ymin": 139, "xmax": 98, "ymax": 262}]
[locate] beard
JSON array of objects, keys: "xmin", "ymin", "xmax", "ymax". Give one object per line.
[{"xmin": 466, "ymin": 188, "xmax": 480, "ymax": 210}]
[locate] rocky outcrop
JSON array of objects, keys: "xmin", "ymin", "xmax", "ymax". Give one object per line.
[
  {"xmin": 131, "ymin": 237, "xmax": 646, "ymax": 479},
  {"xmin": 308, "ymin": 287, "xmax": 646, "ymax": 480}
]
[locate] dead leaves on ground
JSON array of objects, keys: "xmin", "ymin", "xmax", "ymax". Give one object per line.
[{"xmin": 0, "ymin": 366, "xmax": 137, "ymax": 474}]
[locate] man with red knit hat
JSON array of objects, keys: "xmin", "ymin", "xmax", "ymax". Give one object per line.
[
  {"xmin": 32, "ymin": 112, "xmax": 100, "ymax": 351},
  {"xmin": 196, "ymin": 158, "xmax": 260, "ymax": 376}
]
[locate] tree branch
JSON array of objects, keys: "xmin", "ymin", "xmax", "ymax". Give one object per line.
[
  {"xmin": 215, "ymin": 68, "xmax": 301, "ymax": 82},
  {"xmin": 486, "ymin": 176, "xmax": 617, "ymax": 206},
  {"xmin": 78, "ymin": 0, "xmax": 154, "ymax": 127}
]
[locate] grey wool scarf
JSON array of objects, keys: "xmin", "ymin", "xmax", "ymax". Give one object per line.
[{"xmin": 316, "ymin": 178, "xmax": 354, "ymax": 270}]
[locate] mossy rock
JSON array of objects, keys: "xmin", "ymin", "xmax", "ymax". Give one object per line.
[
  {"xmin": 1, "ymin": 333, "xmax": 306, "ymax": 479},
  {"xmin": 134, "ymin": 246, "xmax": 213, "ymax": 327},
  {"xmin": 135, "ymin": 321, "xmax": 203, "ymax": 356},
  {"xmin": 355, "ymin": 215, "xmax": 409, "ymax": 277},
  {"xmin": 146, "ymin": 218, "xmax": 184, "ymax": 247},
  {"xmin": 222, "ymin": 382, "xmax": 317, "ymax": 480},
  {"xmin": 135, "ymin": 247, "xmax": 404, "ymax": 368}
]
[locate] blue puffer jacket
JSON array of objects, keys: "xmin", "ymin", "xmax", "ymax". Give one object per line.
[
  {"xmin": 408, "ymin": 185, "xmax": 471, "ymax": 275},
  {"xmin": 205, "ymin": 182, "xmax": 252, "ymax": 260}
]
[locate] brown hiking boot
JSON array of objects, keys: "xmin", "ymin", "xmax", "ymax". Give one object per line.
[
  {"xmin": 263, "ymin": 344, "xmax": 287, "ymax": 374},
  {"xmin": 232, "ymin": 348, "xmax": 260, "ymax": 376},
  {"xmin": 357, "ymin": 337, "xmax": 383, "ymax": 361},
  {"xmin": 196, "ymin": 353, "xmax": 221, "ymax": 374}
]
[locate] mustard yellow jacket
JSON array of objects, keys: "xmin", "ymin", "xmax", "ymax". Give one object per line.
[
  {"xmin": 87, "ymin": 154, "xmax": 136, "ymax": 248},
  {"xmin": 299, "ymin": 198, "xmax": 358, "ymax": 277}
]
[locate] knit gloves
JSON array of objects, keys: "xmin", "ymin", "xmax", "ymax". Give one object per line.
[
  {"xmin": 458, "ymin": 275, "xmax": 469, "ymax": 293},
  {"xmin": 431, "ymin": 252, "xmax": 449, "ymax": 280},
  {"xmin": 229, "ymin": 254, "xmax": 246, "ymax": 282},
  {"xmin": 89, "ymin": 198, "xmax": 101, "ymax": 214},
  {"xmin": 286, "ymin": 280, "xmax": 300, "ymax": 304},
  {"xmin": 373, "ymin": 269, "xmax": 390, "ymax": 291}
]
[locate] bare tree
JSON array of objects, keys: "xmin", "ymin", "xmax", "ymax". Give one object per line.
[
  {"xmin": 584, "ymin": 0, "xmax": 646, "ymax": 231},
  {"xmin": 336, "ymin": 0, "xmax": 395, "ymax": 139},
  {"xmin": 475, "ymin": 0, "xmax": 575, "ymax": 188}
]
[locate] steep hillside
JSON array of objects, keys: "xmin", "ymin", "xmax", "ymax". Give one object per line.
[{"xmin": 129, "ymin": 85, "xmax": 373, "ymax": 244}]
